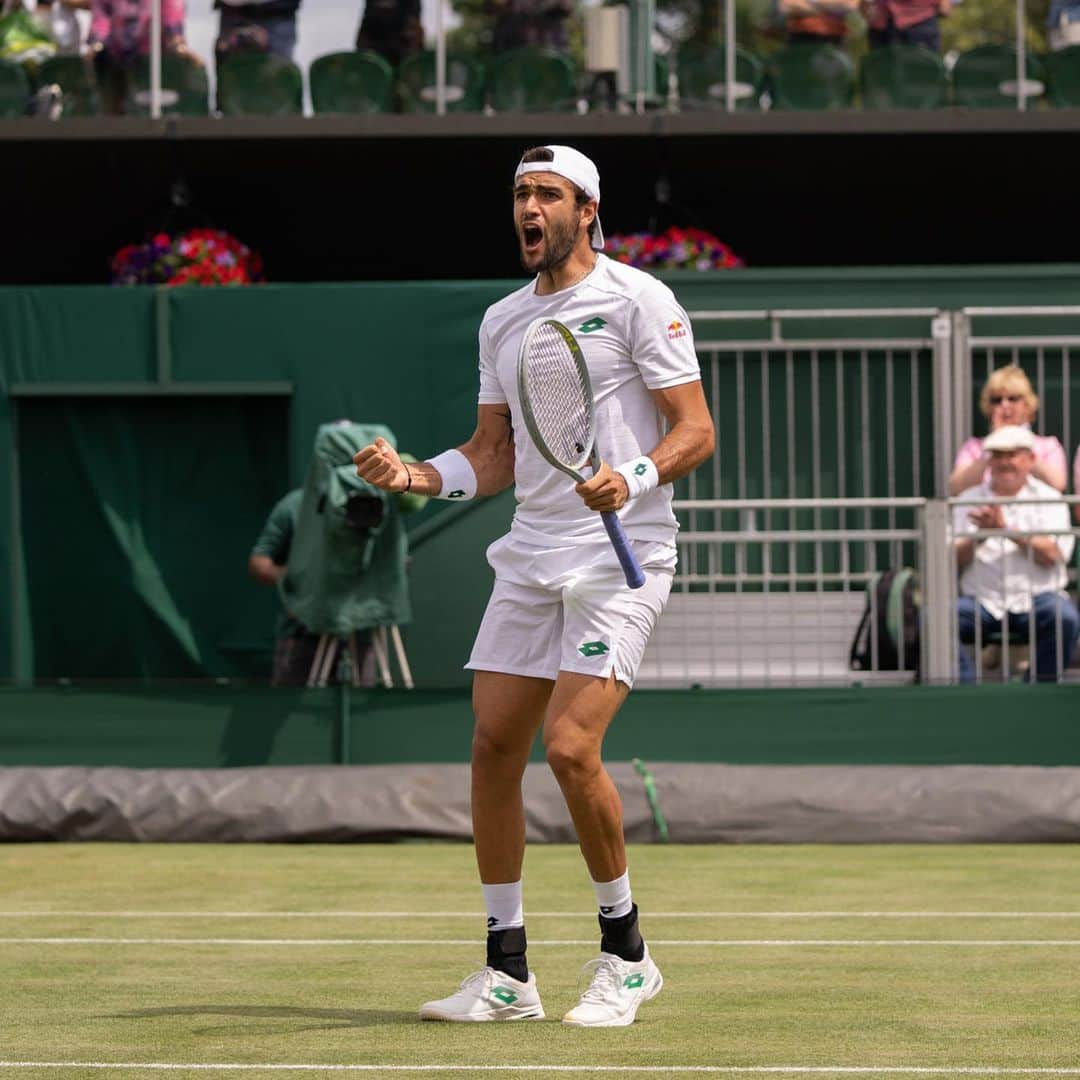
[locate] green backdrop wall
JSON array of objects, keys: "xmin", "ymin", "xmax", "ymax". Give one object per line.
[{"xmin": 4, "ymin": 265, "xmax": 1080, "ymax": 687}]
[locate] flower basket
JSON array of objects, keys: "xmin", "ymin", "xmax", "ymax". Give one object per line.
[
  {"xmin": 111, "ymin": 228, "xmax": 264, "ymax": 286},
  {"xmin": 604, "ymin": 226, "xmax": 743, "ymax": 272}
]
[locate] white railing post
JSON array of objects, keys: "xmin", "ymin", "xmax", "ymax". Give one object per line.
[
  {"xmin": 931, "ymin": 312, "xmax": 954, "ymax": 497},
  {"xmin": 150, "ymin": 0, "xmax": 162, "ymax": 119},
  {"xmin": 724, "ymin": 0, "xmax": 736, "ymax": 113},
  {"xmin": 920, "ymin": 498, "xmax": 955, "ymax": 685}
]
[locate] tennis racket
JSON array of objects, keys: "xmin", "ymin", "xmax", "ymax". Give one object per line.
[{"xmin": 516, "ymin": 316, "xmax": 646, "ymax": 590}]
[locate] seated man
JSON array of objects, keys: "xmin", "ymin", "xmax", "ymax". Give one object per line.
[{"xmin": 954, "ymin": 425, "xmax": 1079, "ymax": 683}]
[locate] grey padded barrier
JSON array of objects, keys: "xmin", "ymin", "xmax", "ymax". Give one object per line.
[{"xmin": 3, "ymin": 763, "xmax": 1080, "ymax": 843}]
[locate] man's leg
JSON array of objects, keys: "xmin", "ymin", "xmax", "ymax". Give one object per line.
[
  {"xmin": 419, "ymin": 670, "xmax": 550, "ymax": 1022},
  {"xmin": 957, "ymin": 596, "xmax": 999, "ymax": 683},
  {"xmin": 544, "ymin": 670, "xmax": 662, "ymax": 1027},
  {"xmin": 1031, "ymin": 593, "xmax": 1080, "ymax": 682}
]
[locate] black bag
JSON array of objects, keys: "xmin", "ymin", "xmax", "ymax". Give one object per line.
[{"xmin": 849, "ymin": 567, "xmax": 921, "ymax": 677}]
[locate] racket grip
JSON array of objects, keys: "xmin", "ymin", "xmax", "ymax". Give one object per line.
[{"xmin": 601, "ymin": 511, "xmax": 646, "ymax": 590}]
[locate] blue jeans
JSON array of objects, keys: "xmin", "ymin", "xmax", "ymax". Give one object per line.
[
  {"xmin": 957, "ymin": 593, "xmax": 1080, "ymax": 683},
  {"xmin": 217, "ymin": 9, "xmax": 297, "ymax": 61}
]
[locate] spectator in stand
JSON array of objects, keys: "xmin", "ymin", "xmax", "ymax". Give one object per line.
[
  {"xmin": 88, "ymin": 0, "xmax": 200, "ymax": 114},
  {"xmin": 355, "ymin": 0, "xmax": 422, "ymax": 67},
  {"xmin": 215, "ymin": 0, "xmax": 300, "ymax": 64},
  {"xmin": 485, "ymin": 0, "xmax": 574, "ymax": 52},
  {"xmin": 953, "ymin": 425, "xmax": 1078, "ymax": 683},
  {"xmin": 949, "ymin": 365, "xmax": 1067, "ymax": 496},
  {"xmin": 863, "ymin": 0, "xmax": 949, "ymax": 51},
  {"xmin": 1048, "ymin": 0, "xmax": 1080, "ymax": 51},
  {"xmin": 778, "ymin": 0, "xmax": 859, "ymax": 46}
]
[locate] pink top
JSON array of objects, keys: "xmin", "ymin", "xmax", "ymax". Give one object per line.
[
  {"xmin": 865, "ymin": 0, "xmax": 941, "ymax": 30},
  {"xmin": 953, "ymin": 433, "xmax": 1067, "ymax": 488},
  {"xmin": 89, "ymin": 0, "xmax": 186, "ymax": 57}
]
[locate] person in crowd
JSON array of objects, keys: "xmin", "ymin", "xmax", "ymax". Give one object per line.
[
  {"xmin": 249, "ymin": 487, "xmax": 339, "ymax": 687},
  {"xmin": 863, "ymin": 0, "xmax": 949, "ymax": 51},
  {"xmin": 953, "ymin": 425, "xmax": 1078, "ymax": 684},
  {"xmin": 215, "ymin": 0, "xmax": 300, "ymax": 64},
  {"xmin": 778, "ymin": 0, "xmax": 859, "ymax": 46},
  {"xmin": 87, "ymin": 0, "xmax": 199, "ymax": 113},
  {"xmin": 1048, "ymin": 0, "xmax": 1080, "ymax": 51},
  {"xmin": 949, "ymin": 365, "xmax": 1067, "ymax": 496},
  {"xmin": 485, "ymin": 0, "xmax": 574, "ymax": 52},
  {"xmin": 354, "ymin": 0, "xmax": 422, "ymax": 67}
]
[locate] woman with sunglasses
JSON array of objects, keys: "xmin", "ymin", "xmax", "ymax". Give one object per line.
[{"xmin": 948, "ymin": 364, "xmax": 1067, "ymax": 496}]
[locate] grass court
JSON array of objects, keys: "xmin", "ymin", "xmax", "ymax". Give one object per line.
[{"xmin": 2, "ymin": 842, "xmax": 1080, "ymax": 1077}]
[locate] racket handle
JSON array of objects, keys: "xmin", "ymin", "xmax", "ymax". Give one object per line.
[{"xmin": 601, "ymin": 511, "xmax": 646, "ymax": 590}]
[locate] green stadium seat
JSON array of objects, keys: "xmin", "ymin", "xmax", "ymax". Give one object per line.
[
  {"xmin": 309, "ymin": 50, "xmax": 393, "ymax": 114},
  {"xmin": 36, "ymin": 55, "xmax": 101, "ymax": 116},
  {"xmin": 396, "ymin": 50, "xmax": 485, "ymax": 112},
  {"xmin": 859, "ymin": 44, "xmax": 947, "ymax": 109},
  {"xmin": 128, "ymin": 51, "xmax": 209, "ymax": 116},
  {"xmin": 487, "ymin": 47, "xmax": 577, "ymax": 112},
  {"xmin": 1044, "ymin": 44, "xmax": 1080, "ymax": 106},
  {"xmin": 952, "ymin": 45, "xmax": 1045, "ymax": 108},
  {"xmin": 216, "ymin": 52, "xmax": 303, "ymax": 116},
  {"xmin": 0, "ymin": 58, "xmax": 29, "ymax": 117},
  {"xmin": 767, "ymin": 43, "xmax": 855, "ymax": 110},
  {"xmin": 676, "ymin": 42, "xmax": 764, "ymax": 110}
]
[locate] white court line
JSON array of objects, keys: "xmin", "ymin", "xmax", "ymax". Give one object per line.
[
  {"xmin": 3, "ymin": 1064, "xmax": 1080, "ymax": 1075},
  {"xmin": 3, "ymin": 911, "xmax": 1080, "ymax": 919},
  {"xmin": 5, "ymin": 937, "xmax": 1080, "ymax": 947}
]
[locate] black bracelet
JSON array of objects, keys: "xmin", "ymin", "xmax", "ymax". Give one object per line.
[{"xmin": 403, "ymin": 465, "xmax": 413, "ymax": 493}]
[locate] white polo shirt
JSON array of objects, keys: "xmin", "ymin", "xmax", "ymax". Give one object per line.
[
  {"xmin": 477, "ymin": 254, "xmax": 701, "ymax": 558},
  {"xmin": 953, "ymin": 476, "xmax": 1076, "ymax": 619}
]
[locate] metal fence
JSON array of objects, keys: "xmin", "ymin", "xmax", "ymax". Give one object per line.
[
  {"xmin": 638, "ymin": 495, "xmax": 1080, "ymax": 690},
  {"xmin": 637, "ymin": 306, "xmax": 1080, "ymax": 689}
]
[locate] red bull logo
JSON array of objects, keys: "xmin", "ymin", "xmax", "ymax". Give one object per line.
[{"xmin": 667, "ymin": 320, "xmax": 687, "ymax": 340}]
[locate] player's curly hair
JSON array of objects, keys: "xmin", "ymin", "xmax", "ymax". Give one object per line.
[{"xmin": 519, "ymin": 146, "xmax": 598, "ymax": 246}]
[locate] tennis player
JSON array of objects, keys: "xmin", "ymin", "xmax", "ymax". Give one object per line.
[{"xmin": 353, "ymin": 144, "xmax": 714, "ymax": 1027}]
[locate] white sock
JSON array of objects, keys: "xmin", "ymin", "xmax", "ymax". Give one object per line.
[
  {"xmin": 482, "ymin": 880, "xmax": 524, "ymax": 931},
  {"xmin": 593, "ymin": 869, "xmax": 633, "ymax": 920}
]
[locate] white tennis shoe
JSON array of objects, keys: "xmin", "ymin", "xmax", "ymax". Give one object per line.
[
  {"xmin": 562, "ymin": 946, "xmax": 663, "ymax": 1027},
  {"xmin": 419, "ymin": 967, "xmax": 545, "ymax": 1022}
]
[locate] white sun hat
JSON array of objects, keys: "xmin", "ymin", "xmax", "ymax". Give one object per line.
[
  {"xmin": 983, "ymin": 425, "xmax": 1037, "ymax": 452},
  {"xmin": 514, "ymin": 145, "xmax": 605, "ymax": 252}
]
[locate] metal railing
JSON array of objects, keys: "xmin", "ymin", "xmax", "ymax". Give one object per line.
[{"xmin": 637, "ymin": 495, "xmax": 1080, "ymax": 689}]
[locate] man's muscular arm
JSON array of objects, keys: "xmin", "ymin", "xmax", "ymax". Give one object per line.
[
  {"xmin": 576, "ymin": 380, "xmax": 715, "ymax": 512},
  {"xmin": 353, "ymin": 404, "xmax": 515, "ymax": 497}
]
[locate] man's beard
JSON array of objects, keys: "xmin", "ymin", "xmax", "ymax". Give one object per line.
[{"xmin": 520, "ymin": 213, "xmax": 579, "ymax": 273}]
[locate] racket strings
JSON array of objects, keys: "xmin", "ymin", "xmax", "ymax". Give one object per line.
[{"xmin": 524, "ymin": 324, "xmax": 594, "ymax": 471}]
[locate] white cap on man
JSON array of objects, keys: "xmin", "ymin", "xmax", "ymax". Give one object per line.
[
  {"xmin": 983, "ymin": 425, "xmax": 1037, "ymax": 452},
  {"xmin": 514, "ymin": 145, "xmax": 605, "ymax": 252}
]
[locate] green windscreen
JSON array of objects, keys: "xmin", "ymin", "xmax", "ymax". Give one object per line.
[{"xmin": 18, "ymin": 395, "xmax": 289, "ymax": 679}]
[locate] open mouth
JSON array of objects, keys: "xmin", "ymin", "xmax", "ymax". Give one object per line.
[{"xmin": 522, "ymin": 224, "xmax": 543, "ymax": 251}]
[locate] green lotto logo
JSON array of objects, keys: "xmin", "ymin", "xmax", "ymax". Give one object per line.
[
  {"xmin": 623, "ymin": 973, "xmax": 645, "ymax": 990},
  {"xmin": 490, "ymin": 987, "xmax": 518, "ymax": 1005},
  {"xmin": 633, "ymin": 463, "xmax": 648, "ymax": 476},
  {"xmin": 578, "ymin": 317, "xmax": 606, "ymax": 334},
  {"xmin": 578, "ymin": 640, "xmax": 609, "ymax": 658}
]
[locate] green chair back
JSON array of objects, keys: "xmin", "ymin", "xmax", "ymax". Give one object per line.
[
  {"xmin": 676, "ymin": 43, "xmax": 764, "ymax": 109},
  {"xmin": 217, "ymin": 52, "xmax": 303, "ymax": 116},
  {"xmin": 767, "ymin": 43, "xmax": 855, "ymax": 110},
  {"xmin": 859, "ymin": 44, "xmax": 947, "ymax": 108},
  {"xmin": 488, "ymin": 47, "xmax": 577, "ymax": 112},
  {"xmin": 310, "ymin": 50, "xmax": 393, "ymax": 114},
  {"xmin": 396, "ymin": 50, "xmax": 484, "ymax": 112},
  {"xmin": 952, "ymin": 45, "xmax": 1045, "ymax": 108},
  {"xmin": 1044, "ymin": 44, "xmax": 1080, "ymax": 106},
  {"xmin": 128, "ymin": 51, "xmax": 209, "ymax": 116},
  {"xmin": 36, "ymin": 55, "xmax": 101, "ymax": 116},
  {"xmin": 0, "ymin": 57, "xmax": 29, "ymax": 117}
]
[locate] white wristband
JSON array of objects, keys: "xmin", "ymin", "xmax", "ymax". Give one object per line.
[
  {"xmin": 426, "ymin": 448, "xmax": 478, "ymax": 501},
  {"xmin": 615, "ymin": 456, "xmax": 660, "ymax": 501}
]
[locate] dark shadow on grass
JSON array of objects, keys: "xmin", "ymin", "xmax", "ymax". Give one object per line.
[{"xmin": 107, "ymin": 1004, "xmax": 412, "ymax": 1029}]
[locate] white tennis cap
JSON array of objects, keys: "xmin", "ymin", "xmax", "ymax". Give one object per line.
[
  {"xmin": 514, "ymin": 145, "xmax": 605, "ymax": 252},
  {"xmin": 983, "ymin": 425, "xmax": 1037, "ymax": 452}
]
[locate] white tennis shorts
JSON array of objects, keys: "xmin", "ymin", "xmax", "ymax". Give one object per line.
[{"xmin": 465, "ymin": 534, "xmax": 675, "ymax": 687}]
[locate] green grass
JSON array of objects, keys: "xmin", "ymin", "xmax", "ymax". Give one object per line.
[{"xmin": 2, "ymin": 844, "xmax": 1080, "ymax": 1078}]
